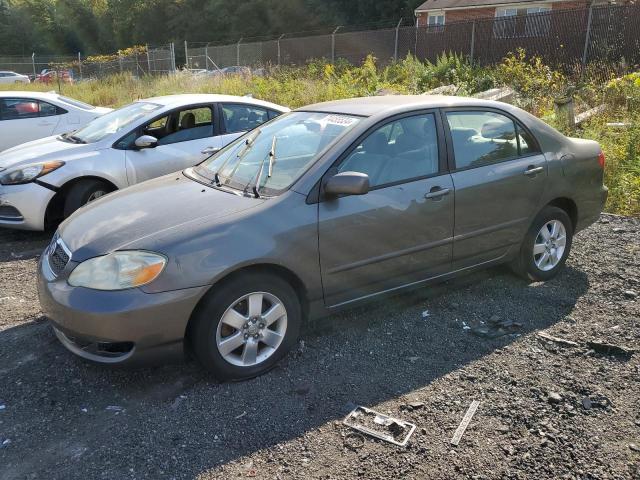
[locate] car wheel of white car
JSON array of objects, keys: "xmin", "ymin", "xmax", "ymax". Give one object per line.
[
  {"xmin": 189, "ymin": 272, "xmax": 302, "ymax": 380},
  {"xmin": 512, "ymin": 206, "xmax": 573, "ymax": 282},
  {"xmin": 63, "ymin": 179, "xmax": 112, "ymax": 219}
]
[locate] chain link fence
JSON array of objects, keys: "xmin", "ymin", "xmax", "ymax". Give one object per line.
[
  {"xmin": 0, "ymin": 44, "xmax": 176, "ymax": 81},
  {"xmin": 186, "ymin": 4, "xmax": 639, "ymax": 79}
]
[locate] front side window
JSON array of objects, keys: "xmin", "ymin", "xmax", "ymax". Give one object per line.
[
  {"xmin": 194, "ymin": 111, "xmax": 362, "ymax": 196},
  {"xmin": 72, "ymin": 101, "xmax": 161, "ymax": 144},
  {"xmin": 447, "ymin": 111, "xmax": 538, "ymax": 169},
  {"xmin": 0, "ymin": 99, "xmax": 62, "ymax": 120},
  {"xmin": 222, "ymin": 104, "xmax": 270, "ymax": 134},
  {"xmin": 338, "ymin": 113, "xmax": 439, "ymax": 188},
  {"xmin": 152, "ymin": 107, "xmax": 214, "ymax": 146}
]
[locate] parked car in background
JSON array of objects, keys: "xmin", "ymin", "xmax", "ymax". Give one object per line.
[
  {"xmin": 0, "ymin": 71, "xmax": 30, "ymax": 84},
  {"xmin": 0, "ymin": 94, "xmax": 288, "ymax": 230},
  {"xmin": 0, "ymin": 91, "xmax": 112, "ymax": 151},
  {"xmin": 221, "ymin": 66, "xmax": 252, "ymax": 76},
  {"xmin": 35, "ymin": 69, "xmax": 74, "ymax": 84},
  {"xmin": 37, "ymin": 95, "xmax": 607, "ymax": 379}
]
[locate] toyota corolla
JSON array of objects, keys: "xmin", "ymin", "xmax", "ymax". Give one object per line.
[{"xmin": 38, "ymin": 95, "xmax": 607, "ymax": 380}]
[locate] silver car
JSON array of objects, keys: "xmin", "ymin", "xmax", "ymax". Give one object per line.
[
  {"xmin": 0, "ymin": 94, "xmax": 288, "ymax": 230},
  {"xmin": 38, "ymin": 95, "xmax": 607, "ymax": 380}
]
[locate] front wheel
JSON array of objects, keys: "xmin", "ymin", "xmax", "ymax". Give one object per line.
[
  {"xmin": 512, "ymin": 206, "xmax": 573, "ymax": 281},
  {"xmin": 63, "ymin": 179, "xmax": 111, "ymax": 218},
  {"xmin": 190, "ymin": 273, "xmax": 301, "ymax": 380}
]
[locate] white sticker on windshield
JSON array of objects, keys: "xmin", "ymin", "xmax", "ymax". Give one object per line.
[{"xmin": 323, "ymin": 115, "xmax": 358, "ymax": 126}]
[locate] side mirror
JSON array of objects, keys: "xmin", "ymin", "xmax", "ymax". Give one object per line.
[
  {"xmin": 134, "ymin": 135, "xmax": 158, "ymax": 149},
  {"xmin": 324, "ymin": 171, "xmax": 370, "ymax": 197}
]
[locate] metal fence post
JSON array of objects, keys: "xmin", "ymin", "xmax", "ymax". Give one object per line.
[
  {"xmin": 31, "ymin": 52, "xmax": 36, "ymax": 78},
  {"xmin": 146, "ymin": 44, "xmax": 151, "ymax": 74},
  {"xmin": 331, "ymin": 26, "xmax": 342, "ymax": 64},
  {"xmin": 184, "ymin": 40, "xmax": 189, "ymax": 69},
  {"xmin": 582, "ymin": 4, "xmax": 594, "ymax": 71},
  {"xmin": 171, "ymin": 42, "xmax": 177, "ymax": 72},
  {"xmin": 394, "ymin": 18, "xmax": 403, "ymax": 62},
  {"xmin": 236, "ymin": 38, "xmax": 243, "ymax": 66},
  {"xmin": 118, "ymin": 52, "xmax": 123, "ymax": 73},
  {"xmin": 204, "ymin": 44, "xmax": 209, "ymax": 70},
  {"xmin": 78, "ymin": 52, "xmax": 83, "ymax": 80},
  {"xmin": 470, "ymin": 21, "xmax": 476, "ymax": 63},
  {"xmin": 277, "ymin": 34, "xmax": 285, "ymax": 66}
]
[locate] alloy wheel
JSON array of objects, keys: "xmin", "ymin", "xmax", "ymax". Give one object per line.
[
  {"xmin": 215, "ymin": 291, "xmax": 288, "ymax": 367},
  {"xmin": 533, "ymin": 220, "xmax": 567, "ymax": 271}
]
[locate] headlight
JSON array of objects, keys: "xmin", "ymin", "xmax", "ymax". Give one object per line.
[
  {"xmin": 0, "ymin": 161, "xmax": 65, "ymax": 185},
  {"xmin": 68, "ymin": 251, "xmax": 167, "ymax": 290}
]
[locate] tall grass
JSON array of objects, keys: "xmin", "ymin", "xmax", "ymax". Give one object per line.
[{"xmin": 1, "ymin": 53, "xmax": 638, "ymax": 215}]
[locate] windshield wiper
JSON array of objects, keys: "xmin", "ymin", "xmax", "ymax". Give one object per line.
[
  {"xmin": 214, "ymin": 129, "xmax": 261, "ymax": 186},
  {"xmin": 248, "ymin": 136, "xmax": 277, "ymax": 198}
]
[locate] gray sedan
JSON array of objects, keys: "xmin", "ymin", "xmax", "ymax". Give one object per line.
[{"xmin": 38, "ymin": 95, "xmax": 608, "ymax": 380}]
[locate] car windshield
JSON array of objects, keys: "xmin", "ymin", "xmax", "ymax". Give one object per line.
[
  {"xmin": 193, "ymin": 111, "xmax": 362, "ymax": 196},
  {"xmin": 69, "ymin": 102, "xmax": 161, "ymax": 143}
]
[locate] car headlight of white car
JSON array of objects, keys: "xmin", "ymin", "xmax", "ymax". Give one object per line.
[
  {"xmin": 68, "ymin": 251, "xmax": 167, "ymax": 290},
  {"xmin": 0, "ymin": 161, "xmax": 65, "ymax": 185}
]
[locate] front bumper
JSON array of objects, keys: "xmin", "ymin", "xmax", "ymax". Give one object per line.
[
  {"xmin": 37, "ymin": 255, "xmax": 209, "ymax": 365},
  {"xmin": 0, "ymin": 182, "xmax": 55, "ymax": 230}
]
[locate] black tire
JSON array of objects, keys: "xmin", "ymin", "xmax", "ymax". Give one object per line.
[
  {"xmin": 511, "ymin": 206, "xmax": 573, "ymax": 282},
  {"xmin": 63, "ymin": 179, "xmax": 111, "ymax": 218},
  {"xmin": 190, "ymin": 273, "xmax": 302, "ymax": 380}
]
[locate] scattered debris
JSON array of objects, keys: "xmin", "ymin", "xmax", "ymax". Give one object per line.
[
  {"xmin": 343, "ymin": 432, "xmax": 366, "ymax": 450},
  {"xmin": 623, "ymin": 290, "xmax": 637, "ymax": 299},
  {"xmin": 105, "ymin": 405, "xmax": 124, "ymax": 412},
  {"xmin": 575, "ymin": 104, "xmax": 607, "ymax": 125},
  {"xmin": 402, "ymin": 401, "xmax": 425, "ymax": 411},
  {"xmin": 406, "ymin": 356, "xmax": 420, "ymax": 363},
  {"xmin": 450, "ymin": 400, "xmax": 480, "ymax": 446},
  {"xmin": 0, "ymin": 404, "xmax": 5, "ymax": 410},
  {"xmin": 473, "ymin": 86, "xmax": 515, "ymax": 104},
  {"xmin": 235, "ymin": 411, "xmax": 247, "ymax": 420},
  {"xmin": 548, "ymin": 392, "xmax": 563, "ymax": 404},
  {"xmin": 462, "ymin": 322, "xmax": 471, "ymax": 331},
  {"xmin": 422, "ymin": 310, "xmax": 430, "ymax": 318},
  {"xmin": 343, "ymin": 406, "xmax": 416, "ymax": 447},
  {"xmin": 424, "ymin": 84, "xmax": 458, "ymax": 96},
  {"xmin": 629, "ymin": 443, "xmax": 640, "ymax": 452},
  {"xmin": 537, "ymin": 332, "xmax": 579, "ymax": 348},
  {"xmin": 581, "ymin": 394, "xmax": 611, "ymax": 410},
  {"xmin": 586, "ymin": 340, "xmax": 635, "ymax": 359}
]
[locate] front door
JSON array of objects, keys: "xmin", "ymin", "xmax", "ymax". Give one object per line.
[
  {"xmin": 443, "ymin": 109, "xmax": 547, "ymax": 268},
  {"xmin": 318, "ymin": 111, "xmax": 454, "ymax": 307},
  {"xmin": 125, "ymin": 105, "xmax": 222, "ymax": 184}
]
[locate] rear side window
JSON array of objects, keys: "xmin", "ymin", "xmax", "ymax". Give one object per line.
[
  {"xmin": 0, "ymin": 98, "xmax": 65, "ymax": 120},
  {"xmin": 339, "ymin": 113, "xmax": 440, "ymax": 188},
  {"xmin": 446, "ymin": 111, "xmax": 540, "ymax": 169},
  {"xmin": 221, "ymin": 104, "xmax": 270, "ymax": 134}
]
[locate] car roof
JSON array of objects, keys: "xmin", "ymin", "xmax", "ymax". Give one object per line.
[
  {"xmin": 298, "ymin": 95, "xmax": 519, "ymax": 117},
  {"xmin": 0, "ymin": 91, "xmax": 61, "ymax": 100},
  {"xmin": 139, "ymin": 94, "xmax": 290, "ymax": 112}
]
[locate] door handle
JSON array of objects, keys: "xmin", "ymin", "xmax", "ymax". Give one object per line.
[
  {"xmin": 201, "ymin": 147, "xmax": 221, "ymax": 155},
  {"xmin": 424, "ymin": 187, "xmax": 451, "ymax": 200},
  {"xmin": 524, "ymin": 166, "xmax": 544, "ymax": 176}
]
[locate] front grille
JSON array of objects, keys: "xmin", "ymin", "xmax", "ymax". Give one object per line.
[{"xmin": 47, "ymin": 237, "xmax": 70, "ymax": 277}]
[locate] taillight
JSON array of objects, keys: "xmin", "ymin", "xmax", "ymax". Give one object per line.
[{"xmin": 598, "ymin": 151, "xmax": 606, "ymax": 169}]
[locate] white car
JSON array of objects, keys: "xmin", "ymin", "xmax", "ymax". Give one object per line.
[
  {"xmin": 0, "ymin": 92, "xmax": 112, "ymax": 151},
  {"xmin": 0, "ymin": 71, "xmax": 30, "ymax": 84},
  {"xmin": 0, "ymin": 94, "xmax": 289, "ymax": 230}
]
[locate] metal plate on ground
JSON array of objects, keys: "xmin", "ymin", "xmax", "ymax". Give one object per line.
[{"xmin": 343, "ymin": 406, "xmax": 416, "ymax": 447}]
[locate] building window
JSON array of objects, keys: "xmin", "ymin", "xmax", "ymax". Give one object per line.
[
  {"xmin": 494, "ymin": 8, "xmax": 518, "ymax": 38},
  {"xmin": 525, "ymin": 6, "xmax": 551, "ymax": 36},
  {"xmin": 427, "ymin": 12, "xmax": 445, "ymax": 31}
]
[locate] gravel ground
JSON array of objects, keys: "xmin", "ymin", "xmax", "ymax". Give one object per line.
[{"xmin": 0, "ymin": 214, "xmax": 638, "ymax": 480}]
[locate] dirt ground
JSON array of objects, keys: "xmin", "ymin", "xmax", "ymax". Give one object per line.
[{"xmin": 0, "ymin": 214, "xmax": 638, "ymax": 480}]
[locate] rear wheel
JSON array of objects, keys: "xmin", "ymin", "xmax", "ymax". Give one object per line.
[
  {"xmin": 190, "ymin": 273, "xmax": 301, "ymax": 380},
  {"xmin": 512, "ymin": 206, "xmax": 573, "ymax": 281},
  {"xmin": 63, "ymin": 179, "xmax": 111, "ymax": 218}
]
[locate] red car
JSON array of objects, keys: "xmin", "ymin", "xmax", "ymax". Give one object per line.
[{"xmin": 35, "ymin": 69, "xmax": 74, "ymax": 84}]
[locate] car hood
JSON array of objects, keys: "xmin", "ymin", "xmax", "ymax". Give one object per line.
[
  {"xmin": 0, "ymin": 135, "xmax": 93, "ymax": 169},
  {"xmin": 59, "ymin": 171, "xmax": 265, "ymax": 261}
]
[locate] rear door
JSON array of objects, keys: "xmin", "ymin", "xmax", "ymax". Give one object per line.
[
  {"xmin": 0, "ymin": 98, "xmax": 64, "ymax": 150},
  {"xmin": 443, "ymin": 108, "xmax": 547, "ymax": 268},
  {"xmin": 123, "ymin": 104, "xmax": 222, "ymax": 184},
  {"xmin": 318, "ymin": 111, "xmax": 454, "ymax": 307}
]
